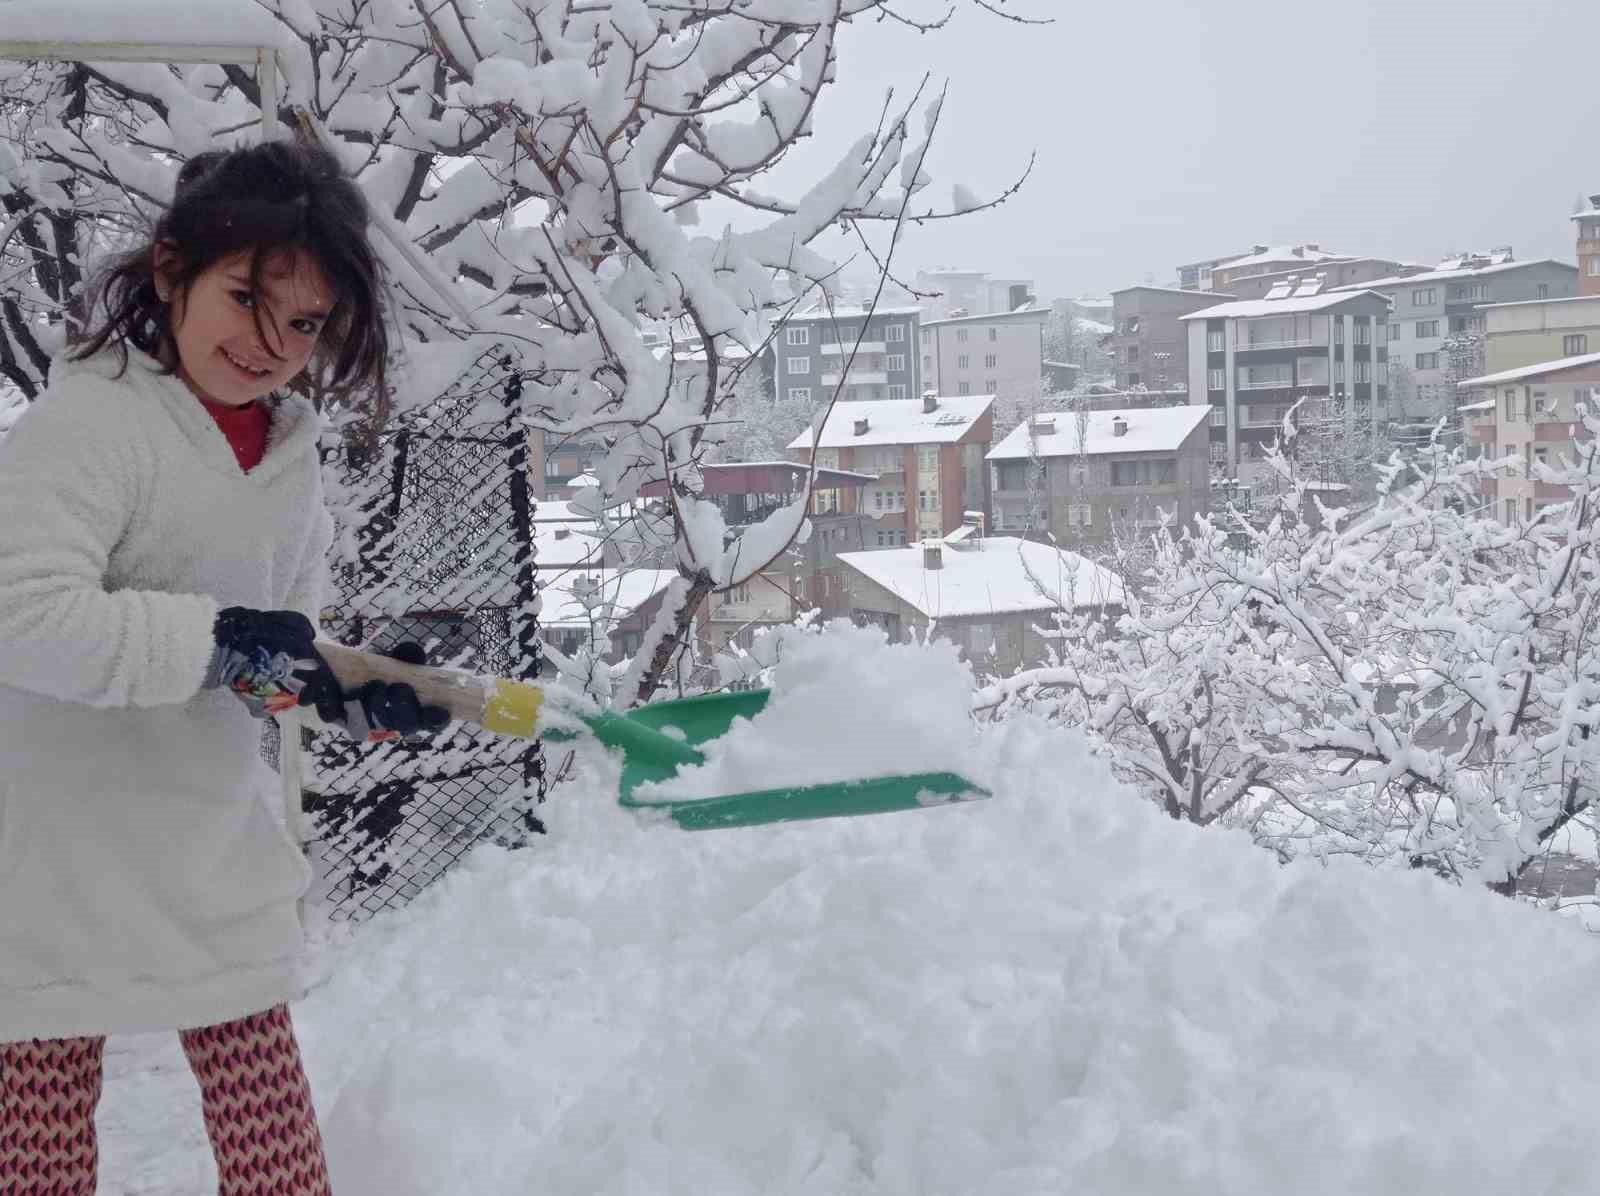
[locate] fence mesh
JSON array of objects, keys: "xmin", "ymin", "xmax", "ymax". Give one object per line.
[{"xmin": 296, "ymin": 365, "xmax": 546, "ymax": 921}]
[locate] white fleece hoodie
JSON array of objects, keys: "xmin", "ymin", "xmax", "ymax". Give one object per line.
[{"xmin": 0, "ymin": 347, "xmax": 333, "ymax": 1040}]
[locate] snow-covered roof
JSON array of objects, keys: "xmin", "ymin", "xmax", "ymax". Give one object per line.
[
  {"xmin": 1110, "ymin": 284, "xmax": 1237, "ymax": 300},
  {"xmin": 533, "ymin": 500, "xmax": 592, "ymax": 522},
  {"xmin": 538, "ymin": 568, "xmax": 678, "ymax": 629},
  {"xmin": 837, "ymin": 536, "xmax": 1124, "ymax": 619},
  {"xmin": 1572, "ymin": 208, "xmax": 1600, "ymax": 222},
  {"xmin": 1481, "ymin": 293, "xmax": 1600, "ymax": 311},
  {"xmin": 1331, "ymin": 258, "xmax": 1575, "ymax": 291},
  {"xmin": 2, "ymin": 0, "xmax": 287, "ymax": 51},
  {"xmin": 534, "ymin": 523, "xmax": 605, "ymax": 568},
  {"xmin": 1180, "ymin": 290, "xmax": 1390, "ymax": 320},
  {"xmin": 786, "ymin": 395, "xmax": 993, "ymax": 450},
  {"xmin": 922, "ymin": 307, "xmax": 1049, "ymax": 328},
  {"xmin": 791, "ymin": 303, "xmax": 922, "ymax": 321},
  {"xmin": 987, "ymin": 405, "xmax": 1210, "ymax": 460},
  {"xmin": 1457, "ymin": 352, "xmax": 1600, "ymax": 390},
  {"xmin": 1459, "ymin": 398, "xmax": 1496, "ymax": 413},
  {"xmin": 1216, "ymin": 246, "xmax": 1346, "ymax": 271}
]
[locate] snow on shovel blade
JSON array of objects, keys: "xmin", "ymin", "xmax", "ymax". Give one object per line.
[{"xmin": 620, "ymin": 770, "xmax": 992, "ymax": 831}]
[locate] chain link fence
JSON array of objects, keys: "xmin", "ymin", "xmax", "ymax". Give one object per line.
[{"xmin": 294, "ymin": 364, "xmax": 547, "ymax": 922}]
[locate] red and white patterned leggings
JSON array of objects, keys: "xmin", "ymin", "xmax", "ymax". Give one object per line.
[{"xmin": 0, "ymin": 1003, "xmax": 331, "ymax": 1195}]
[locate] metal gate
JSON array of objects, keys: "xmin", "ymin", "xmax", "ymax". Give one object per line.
[{"xmin": 298, "ymin": 366, "xmax": 546, "ymax": 921}]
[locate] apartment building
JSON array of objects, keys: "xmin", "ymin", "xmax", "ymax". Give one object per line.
[
  {"xmin": 1216, "ymin": 258, "xmax": 1422, "ymax": 302},
  {"xmin": 1482, "ymin": 295, "xmax": 1600, "ymax": 373},
  {"xmin": 638, "ymin": 461, "xmax": 876, "ymax": 628},
  {"xmin": 1182, "ymin": 281, "xmax": 1392, "ymax": 482},
  {"xmin": 1177, "ymin": 244, "xmax": 1346, "ymax": 293},
  {"xmin": 985, "ymin": 405, "xmax": 1211, "ymax": 542},
  {"xmin": 913, "ymin": 268, "xmax": 1035, "ymax": 319},
  {"xmin": 920, "ymin": 307, "xmax": 1048, "ymax": 402},
  {"xmin": 837, "ymin": 534, "xmax": 1123, "ymax": 673},
  {"xmin": 1332, "ymin": 255, "xmax": 1578, "ymax": 416},
  {"xmin": 1456, "ymin": 352, "xmax": 1600, "ymax": 525},
  {"xmin": 1109, "ymin": 286, "xmax": 1231, "ymax": 391},
  {"xmin": 786, "ymin": 393, "xmax": 995, "ymax": 548},
  {"xmin": 1577, "ymin": 195, "xmax": 1600, "ymax": 295},
  {"xmin": 771, "ymin": 304, "xmax": 922, "ymax": 405}
]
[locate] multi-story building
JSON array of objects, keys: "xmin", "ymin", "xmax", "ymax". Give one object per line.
[
  {"xmin": 1177, "ymin": 244, "xmax": 1346, "ymax": 293},
  {"xmin": 1457, "ymin": 352, "xmax": 1600, "ymax": 525},
  {"xmin": 913, "ymin": 268, "xmax": 1035, "ymax": 319},
  {"xmin": 786, "ymin": 393, "xmax": 995, "ymax": 549},
  {"xmin": 1109, "ymin": 286, "xmax": 1232, "ymax": 391},
  {"xmin": 836, "ymin": 533, "xmax": 1123, "ymax": 673},
  {"xmin": 638, "ymin": 461, "xmax": 876, "ymax": 630},
  {"xmin": 1576, "ymin": 195, "xmax": 1600, "ymax": 295},
  {"xmin": 1332, "ymin": 255, "xmax": 1578, "ymax": 416},
  {"xmin": 920, "ymin": 307, "xmax": 1048, "ymax": 402},
  {"xmin": 985, "ymin": 405, "xmax": 1211, "ymax": 541},
  {"xmin": 1182, "ymin": 281, "xmax": 1393, "ymax": 481},
  {"xmin": 770, "ymin": 304, "xmax": 922, "ymax": 405},
  {"xmin": 1216, "ymin": 258, "xmax": 1423, "ymax": 302},
  {"xmin": 1482, "ymin": 295, "xmax": 1600, "ymax": 373}
]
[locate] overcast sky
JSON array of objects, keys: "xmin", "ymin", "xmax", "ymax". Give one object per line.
[{"xmin": 769, "ymin": 0, "xmax": 1600, "ymax": 301}]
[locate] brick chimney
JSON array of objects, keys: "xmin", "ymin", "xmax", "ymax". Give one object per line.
[
  {"xmin": 923, "ymin": 393, "xmax": 938, "ymax": 413},
  {"xmin": 923, "ymin": 540, "xmax": 943, "ymax": 570},
  {"xmin": 1112, "ymin": 415, "xmax": 1128, "ymax": 437},
  {"xmin": 853, "ymin": 417, "xmax": 870, "ymax": 436}
]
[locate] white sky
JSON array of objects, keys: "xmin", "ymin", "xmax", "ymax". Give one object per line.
[{"xmin": 765, "ymin": 0, "xmax": 1600, "ymax": 300}]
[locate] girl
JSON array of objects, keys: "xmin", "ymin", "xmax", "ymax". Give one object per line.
[{"xmin": 0, "ymin": 139, "xmax": 444, "ymax": 1193}]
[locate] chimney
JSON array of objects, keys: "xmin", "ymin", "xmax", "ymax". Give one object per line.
[
  {"xmin": 1252, "ymin": 244, "xmax": 1268, "ymax": 254},
  {"xmin": 853, "ymin": 417, "xmax": 870, "ymax": 436},
  {"xmin": 1292, "ymin": 246, "xmax": 1305, "ymax": 258},
  {"xmin": 923, "ymin": 393, "xmax": 938, "ymax": 413},
  {"xmin": 554, "ymin": 527, "xmax": 571, "ymax": 540},
  {"xmin": 1030, "ymin": 414, "xmax": 1055, "ymax": 433},
  {"xmin": 923, "ymin": 540, "xmax": 943, "ymax": 571},
  {"xmin": 1112, "ymin": 416, "xmax": 1128, "ymax": 437}
]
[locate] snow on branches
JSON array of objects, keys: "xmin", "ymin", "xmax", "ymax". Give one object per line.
[{"xmin": 0, "ymin": 0, "xmax": 1040, "ymax": 701}]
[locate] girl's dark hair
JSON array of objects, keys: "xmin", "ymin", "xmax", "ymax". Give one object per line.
[{"xmin": 74, "ymin": 138, "xmax": 388, "ymax": 398}]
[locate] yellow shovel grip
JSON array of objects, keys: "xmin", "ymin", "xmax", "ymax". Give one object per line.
[{"xmin": 481, "ymin": 677, "xmax": 545, "ymax": 739}]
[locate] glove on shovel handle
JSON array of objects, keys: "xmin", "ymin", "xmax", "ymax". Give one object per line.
[{"xmin": 311, "ymin": 640, "xmax": 546, "ymax": 738}]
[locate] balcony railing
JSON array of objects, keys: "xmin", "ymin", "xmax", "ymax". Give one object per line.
[
  {"xmin": 821, "ymin": 370, "xmax": 890, "ymax": 387},
  {"xmin": 1237, "ymin": 337, "xmax": 1320, "ymax": 351},
  {"xmin": 820, "ymin": 341, "xmax": 887, "ymax": 356},
  {"xmin": 1237, "ymin": 377, "xmax": 1296, "ymax": 390}
]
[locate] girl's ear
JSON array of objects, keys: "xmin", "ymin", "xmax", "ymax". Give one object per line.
[{"xmin": 151, "ymin": 240, "xmax": 180, "ymax": 302}]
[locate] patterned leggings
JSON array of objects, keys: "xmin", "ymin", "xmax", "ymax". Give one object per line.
[{"xmin": 0, "ymin": 1003, "xmax": 330, "ymax": 1195}]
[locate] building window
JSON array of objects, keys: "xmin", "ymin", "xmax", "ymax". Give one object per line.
[
  {"xmin": 988, "ymin": 327, "xmax": 998, "ymax": 342},
  {"xmin": 1126, "ymin": 373, "xmax": 1141, "ymax": 387},
  {"xmin": 785, "ymin": 326, "xmax": 809, "ymax": 345},
  {"xmin": 1388, "ymin": 324, "xmax": 1401, "ymax": 341},
  {"xmin": 1503, "ymin": 389, "xmax": 1520, "ymax": 420},
  {"xmin": 1334, "ymin": 321, "xmax": 1345, "ymax": 344},
  {"xmin": 1210, "ymin": 404, "xmax": 1226, "ymax": 426},
  {"xmin": 1504, "ymin": 498, "xmax": 1516, "ymax": 525},
  {"xmin": 1412, "ymin": 288, "xmax": 1437, "ymax": 306},
  {"xmin": 1210, "ymin": 442, "xmax": 1228, "ymax": 464},
  {"xmin": 1068, "ymin": 503, "xmax": 1092, "ymax": 527},
  {"xmin": 887, "ymin": 384, "xmax": 907, "ymax": 400},
  {"xmin": 1589, "ymin": 259, "xmax": 1600, "ymax": 276},
  {"xmin": 1354, "ymin": 322, "xmax": 1371, "ymax": 345},
  {"xmin": 1564, "ymin": 334, "xmax": 1589, "ymax": 356},
  {"xmin": 1207, "ymin": 330, "xmax": 1224, "ymax": 353},
  {"xmin": 1110, "ymin": 459, "xmax": 1177, "ymax": 486},
  {"xmin": 787, "ymin": 387, "xmax": 812, "ymax": 402},
  {"xmin": 1355, "ymin": 361, "xmax": 1371, "ymax": 383},
  {"xmin": 1127, "ymin": 345, "xmax": 1141, "ymax": 363},
  {"xmin": 1538, "ymin": 284, "xmax": 1550, "ymax": 299},
  {"xmin": 956, "ymin": 329, "xmax": 969, "ymax": 343},
  {"xmin": 1415, "ymin": 352, "xmax": 1439, "ymax": 370},
  {"xmin": 1414, "ymin": 320, "xmax": 1439, "ymax": 339},
  {"xmin": 886, "ymin": 324, "xmax": 906, "ymax": 342},
  {"xmin": 887, "ymin": 354, "xmax": 906, "ymax": 372},
  {"xmin": 984, "ymin": 354, "xmax": 997, "ymax": 368},
  {"xmin": 958, "ymin": 382, "xmax": 971, "ymax": 395},
  {"xmin": 922, "ymin": 354, "xmax": 932, "ymax": 373},
  {"xmin": 985, "ymin": 379, "xmax": 997, "ymax": 393},
  {"xmin": 957, "ymin": 354, "xmax": 970, "ymax": 369},
  {"xmin": 786, "ymin": 356, "xmax": 811, "ymax": 374},
  {"xmin": 1450, "ymin": 284, "xmax": 1489, "ymax": 302},
  {"xmin": 1208, "ymin": 368, "xmax": 1225, "ymax": 391},
  {"xmin": 1335, "ymin": 361, "xmax": 1346, "ymax": 383}
]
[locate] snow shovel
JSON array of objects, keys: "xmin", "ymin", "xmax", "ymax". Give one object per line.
[{"xmin": 315, "ymin": 642, "xmax": 991, "ymax": 830}]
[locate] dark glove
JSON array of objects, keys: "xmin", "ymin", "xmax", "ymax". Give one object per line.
[
  {"xmin": 295, "ymin": 641, "xmax": 451, "ymax": 743},
  {"xmin": 204, "ymin": 606, "xmax": 323, "ymax": 717}
]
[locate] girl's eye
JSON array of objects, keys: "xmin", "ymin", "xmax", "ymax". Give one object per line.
[
  {"xmin": 230, "ymin": 289, "xmax": 255, "ymax": 309},
  {"xmin": 290, "ymin": 318, "xmax": 322, "ymax": 336}
]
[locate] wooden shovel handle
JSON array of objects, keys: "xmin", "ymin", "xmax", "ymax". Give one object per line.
[{"xmin": 312, "ymin": 640, "xmax": 493, "ymax": 724}]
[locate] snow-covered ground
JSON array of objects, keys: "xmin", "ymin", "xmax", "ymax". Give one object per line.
[{"xmin": 99, "ymin": 626, "xmax": 1600, "ymax": 1194}]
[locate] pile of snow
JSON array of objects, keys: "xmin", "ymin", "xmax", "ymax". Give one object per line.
[
  {"xmin": 100, "ymin": 626, "xmax": 1600, "ymax": 1194},
  {"xmin": 0, "ymin": 388, "xmax": 26, "ymax": 438}
]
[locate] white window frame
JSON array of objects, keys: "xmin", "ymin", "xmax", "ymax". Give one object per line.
[
  {"xmin": 785, "ymin": 326, "xmax": 810, "ymax": 345},
  {"xmin": 1564, "ymin": 334, "xmax": 1589, "ymax": 356},
  {"xmin": 886, "ymin": 323, "xmax": 906, "ymax": 342},
  {"xmin": 886, "ymin": 354, "xmax": 906, "ymax": 372},
  {"xmin": 984, "ymin": 353, "xmax": 997, "ymax": 368},
  {"xmin": 956, "ymin": 329, "xmax": 969, "ymax": 343},
  {"xmin": 787, "ymin": 386, "xmax": 812, "ymax": 402},
  {"xmin": 1207, "ymin": 330, "xmax": 1225, "ymax": 352},
  {"xmin": 786, "ymin": 356, "xmax": 811, "ymax": 374},
  {"xmin": 1208, "ymin": 368, "xmax": 1225, "ymax": 391},
  {"xmin": 887, "ymin": 384, "xmax": 907, "ymax": 400},
  {"xmin": 958, "ymin": 354, "xmax": 970, "ymax": 369}
]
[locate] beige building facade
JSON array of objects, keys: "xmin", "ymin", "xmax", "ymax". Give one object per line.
[{"xmin": 919, "ymin": 308, "xmax": 1048, "ymax": 404}]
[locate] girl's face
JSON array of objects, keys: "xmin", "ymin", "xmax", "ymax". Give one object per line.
[{"xmin": 156, "ymin": 246, "xmax": 335, "ymax": 407}]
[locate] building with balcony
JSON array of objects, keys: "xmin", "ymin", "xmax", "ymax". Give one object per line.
[
  {"xmin": 1332, "ymin": 254, "xmax": 1578, "ymax": 417},
  {"xmin": 920, "ymin": 306, "xmax": 1049, "ymax": 404},
  {"xmin": 1182, "ymin": 281, "xmax": 1393, "ymax": 482},
  {"xmin": 786, "ymin": 393, "xmax": 995, "ymax": 551},
  {"xmin": 770, "ymin": 303, "xmax": 922, "ymax": 406},
  {"xmin": 1177, "ymin": 244, "xmax": 1347, "ymax": 293},
  {"xmin": 1481, "ymin": 295, "xmax": 1600, "ymax": 374},
  {"xmin": 1109, "ymin": 286, "xmax": 1231, "ymax": 391},
  {"xmin": 1457, "ymin": 352, "xmax": 1600, "ymax": 525},
  {"xmin": 1576, "ymin": 195, "xmax": 1600, "ymax": 296},
  {"xmin": 837, "ymin": 533, "xmax": 1123, "ymax": 673},
  {"xmin": 985, "ymin": 405, "xmax": 1211, "ymax": 542}
]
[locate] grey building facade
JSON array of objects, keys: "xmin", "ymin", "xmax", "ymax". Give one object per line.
[
  {"xmin": 771, "ymin": 305, "xmax": 922, "ymax": 405},
  {"xmin": 1110, "ymin": 286, "xmax": 1232, "ymax": 392}
]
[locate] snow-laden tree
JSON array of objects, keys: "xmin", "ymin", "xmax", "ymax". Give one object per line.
[{"xmin": 0, "ymin": 0, "xmax": 1039, "ymax": 702}]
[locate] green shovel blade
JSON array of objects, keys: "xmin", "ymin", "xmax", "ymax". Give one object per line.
[{"xmin": 549, "ymin": 688, "xmax": 990, "ymax": 830}]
